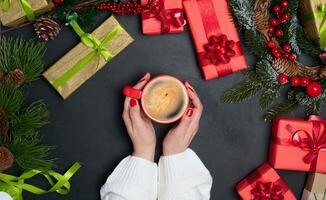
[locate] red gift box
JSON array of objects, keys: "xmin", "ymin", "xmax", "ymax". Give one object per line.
[
  {"xmin": 269, "ymin": 115, "xmax": 326, "ymax": 173},
  {"xmin": 236, "ymin": 162, "xmax": 296, "ymax": 200},
  {"xmin": 141, "ymin": 0, "xmax": 185, "ymax": 35},
  {"xmin": 183, "ymin": 0, "xmax": 248, "ymax": 80}
]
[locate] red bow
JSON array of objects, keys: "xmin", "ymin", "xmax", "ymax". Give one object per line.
[
  {"xmin": 286, "ymin": 118, "xmax": 326, "ymax": 171},
  {"xmin": 149, "ymin": 0, "xmax": 185, "ymax": 33},
  {"xmin": 204, "ymin": 35, "xmax": 236, "ymax": 65},
  {"xmin": 251, "ymin": 181, "xmax": 285, "ymax": 200}
]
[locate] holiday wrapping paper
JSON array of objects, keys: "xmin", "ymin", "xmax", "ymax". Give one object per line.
[
  {"xmin": 302, "ymin": 173, "xmax": 326, "ymax": 200},
  {"xmin": 300, "ymin": 0, "xmax": 326, "ymax": 47},
  {"xmin": 141, "ymin": 0, "xmax": 185, "ymax": 35},
  {"xmin": 269, "ymin": 115, "xmax": 326, "ymax": 173},
  {"xmin": 236, "ymin": 162, "xmax": 296, "ymax": 200},
  {"xmin": 43, "ymin": 16, "xmax": 134, "ymax": 99},
  {"xmin": 183, "ymin": 0, "xmax": 247, "ymax": 80},
  {"xmin": 0, "ymin": 0, "xmax": 54, "ymax": 27}
]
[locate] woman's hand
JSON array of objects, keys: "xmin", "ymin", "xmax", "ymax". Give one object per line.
[
  {"xmin": 162, "ymin": 81, "xmax": 203, "ymax": 156},
  {"xmin": 122, "ymin": 73, "xmax": 156, "ymax": 161}
]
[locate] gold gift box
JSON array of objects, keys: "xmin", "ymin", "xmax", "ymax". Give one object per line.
[
  {"xmin": 301, "ymin": 173, "xmax": 326, "ymax": 200},
  {"xmin": 300, "ymin": 0, "xmax": 326, "ymax": 39},
  {"xmin": 43, "ymin": 16, "xmax": 134, "ymax": 99},
  {"xmin": 0, "ymin": 0, "xmax": 54, "ymax": 27}
]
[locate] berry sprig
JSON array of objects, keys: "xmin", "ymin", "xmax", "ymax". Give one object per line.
[
  {"xmin": 266, "ymin": 0, "xmax": 296, "ymax": 61},
  {"xmin": 96, "ymin": 0, "xmax": 152, "ymax": 15},
  {"xmin": 278, "ymin": 73, "xmax": 323, "ymax": 97}
]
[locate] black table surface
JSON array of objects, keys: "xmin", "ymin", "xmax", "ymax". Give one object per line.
[{"xmin": 4, "ymin": 13, "xmax": 325, "ymax": 200}]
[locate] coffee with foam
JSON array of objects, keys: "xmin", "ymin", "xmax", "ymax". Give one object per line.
[{"xmin": 142, "ymin": 76, "xmax": 188, "ymax": 123}]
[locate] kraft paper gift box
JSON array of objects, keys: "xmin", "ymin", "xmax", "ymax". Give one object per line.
[
  {"xmin": 43, "ymin": 16, "xmax": 134, "ymax": 99},
  {"xmin": 301, "ymin": 173, "xmax": 326, "ymax": 200},
  {"xmin": 300, "ymin": 0, "xmax": 326, "ymax": 40},
  {"xmin": 0, "ymin": 0, "xmax": 54, "ymax": 27}
]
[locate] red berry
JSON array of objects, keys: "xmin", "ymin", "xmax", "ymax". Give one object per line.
[
  {"xmin": 289, "ymin": 54, "xmax": 296, "ymax": 61},
  {"xmin": 281, "ymin": 1, "xmax": 289, "ymax": 7},
  {"xmin": 272, "ymin": 48, "xmax": 280, "ymax": 55},
  {"xmin": 273, "ymin": 5, "xmax": 282, "ymax": 13},
  {"xmin": 53, "ymin": 0, "xmax": 63, "ymax": 4},
  {"xmin": 281, "ymin": 13, "xmax": 290, "ymax": 21},
  {"xmin": 283, "ymin": 53, "xmax": 290, "ymax": 59},
  {"xmin": 275, "ymin": 29, "xmax": 284, "ymax": 37},
  {"xmin": 268, "ymin": 26, "xmax": 275, "ymax": 33},
  {"xmin": 306, "ymin": 82, "xmax": 323, "ymax": 97},
  {"xmin": 282, "ymin": 44, "xmax": 291, "ymax": 52},
  {"xmin": 271, "ymin": 19, "xmax": 279, "ymax": 26},
  {"xmin": 290, "ymin": 77, "xmax": 301, "ymax": 86},
  {"xmin": 274, "ymin": 52, "xmax": 282, "ymax": 59},
  {"xmin": 267, "ymin": 40, "xmax": 276, "ymax": 48},
  {"xmin": 300, "ymin": 77, "xmax": 310, "ymax": 87},
  {"xmin": 278, "ymin": 73, "xmax": 289, "ymax": 84}
]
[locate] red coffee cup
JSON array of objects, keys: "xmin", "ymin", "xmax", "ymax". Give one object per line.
[{"xmin": 123, "ymin": 75, "xmax": 189, "ymax": 124}]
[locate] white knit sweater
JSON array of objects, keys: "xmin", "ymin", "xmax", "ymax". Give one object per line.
[{"xmin": 100, "ymin": 149, "xmax": 213, "ymax": 200}]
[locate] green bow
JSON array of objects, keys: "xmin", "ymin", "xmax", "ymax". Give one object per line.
[
  {"xmin": 0, "ymin": 162, "xmax": 81, "ymax": 200},
  {"xmin": 51, "ymin": 13, "xmax": 123, "ymax": 89},
  {"xmin": 0, "ymin": 0, "xmax": 35, "ymax": 22}
]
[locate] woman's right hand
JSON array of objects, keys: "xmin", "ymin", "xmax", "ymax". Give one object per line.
[
  {"xmin": 162, "ymin": 81, "xmax": 203, "ymax": 156},
  {"xmin": 122, "ymin": 73, "xmax": 156, "ymax": 162}
]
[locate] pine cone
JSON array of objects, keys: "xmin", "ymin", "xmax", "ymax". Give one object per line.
[
  {"xmin": 0, "ymin": 108, "xmax": 9, "ymax": 140},
  {"xmin": 3, "ymin": 69, "xmax": 25, "ymax": 87},
  {"xmin": 0, "ymin": 147, "xmax": 14, "ymax": 171},
  {"xmin": 33, "ymin": 16, "xmax": 61, "ymax": 41}
]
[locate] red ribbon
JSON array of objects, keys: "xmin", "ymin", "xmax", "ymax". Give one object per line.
[
  {"xmin": 142, "ymin": 0, "xmax": 185, "ymax": 33},
  {"xmin": 274, "ymin": 116, "xmax": 326, "ymax": 171},
  {"xmin": 195, "ymin": 0, "xmax": 244, "ymax": 77},
  {"xmin": 204, "ymin": 35, "xmax": 236, "ymax": 65},
  {"xmin": 251, "ymin": 181, "xmax": 285, "ymax": 200}
]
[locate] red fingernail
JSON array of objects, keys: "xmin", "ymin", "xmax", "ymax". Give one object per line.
[
  {"xmin": 130, "ymin": 99, "xmax": 137, "ymax": 107},
  {"xmin": 186, "ymin": 108, "xmax": 193, "ymax": 117}
]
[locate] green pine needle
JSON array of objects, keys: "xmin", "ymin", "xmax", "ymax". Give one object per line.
[
  {"xmin": 228, "ymin": 0, "xmax": 256, "ymax": 30},
  {"xmin": 296, "ymin": 25, "xmax": 322, "ymax": 57},
  {"xmin": 265, "ymin": 99, "xmax": 298, "ymax": 121},
  {"xmin": 244, "ymin": 30, "xmax": 267, "ymax": 56},
  {"xmin": 11, "ymin": 102, "xmax": 49, "ymax": 138},
  {"xmin": 259, "ymin": 85, "xmax": 281, "ymax": 110},
  {"xmin": 0, "ymin": 85, "xmax": 24, "ymax": 120},
  {"xmin": 7, "ymin": 136, "xmax": 54, "ymax": 170},
  {"xmin": 0, "ymin": 36, "xmax": 45, "ymax": 84},
  {"xmin": 221, "ymin": 69, "xmax": 263, "ymax": 103}
]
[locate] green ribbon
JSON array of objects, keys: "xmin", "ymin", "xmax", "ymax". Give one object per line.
[
  {"xmin": 0, "ymin": 0, "xmax": 35, "ymax": 22},
  {"xmin": 302, "ymin": 4, "xmax": 326, "ymax": 48},
  {"xmin": 51, "ymin": 13, "xmax": 123, "ymax": 89},
  {"xmin": 0, "ymin": 162, "xmax": 81, "ymax": 200}
]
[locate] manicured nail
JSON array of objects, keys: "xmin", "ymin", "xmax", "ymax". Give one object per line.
[
  {"xmin": 185, "ymin": 81, "xmax": 194, "ymax": 92},
  {"xmin": 138, "ymin": 72, "xmax": 149, "ymax": 83},
  {"xmin": 186, "ymin": 108, "xmax": 193, "ymax": 117},
  {"xmin": 130, "ymin": 99, "xmax": 137, "ymax": 107}
]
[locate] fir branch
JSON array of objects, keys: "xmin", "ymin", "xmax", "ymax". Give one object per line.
[
  {"xmin": 11, "ymin": 102, "xmax": 49, "ymax": 138},
  {"xmin": 244, "ymin": 30, "xmax": 267, "ymax": 56},
  {"xmin": 228, "ymin": 0, "xmax": 256, "ymax": 30},
  {"xmin": 296, "ymin": 25, "xmax": 321, "ymax": 57},
  {"xmin": 259, "ymin": 84, "xmax": 281, "ymax": 109},
  {"xmin": 221, "ymin": 69, "xmax": 263, "ymax": 103},
  {"xmin": 265, "ymin": 99, "xmax": 298, "ymax": 121},
  {"xmin": 0, "ymin": 36, "xmax": 45, "ymax": 83},
  {"xmin": 255, "ymin": 59, "xmax": 279, "ymax": 85},
  {"xmin": 0, "ymin": 85, "xmax": 24, "ymax": 120},
  {"xmin": 7, "ymin": 136, "xmax": 54, "ymax": 170}
]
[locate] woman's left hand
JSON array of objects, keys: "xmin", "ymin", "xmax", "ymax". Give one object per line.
[{"xmin": 122, "ymin": 73, "xmax": 156, "ymax": 162}]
